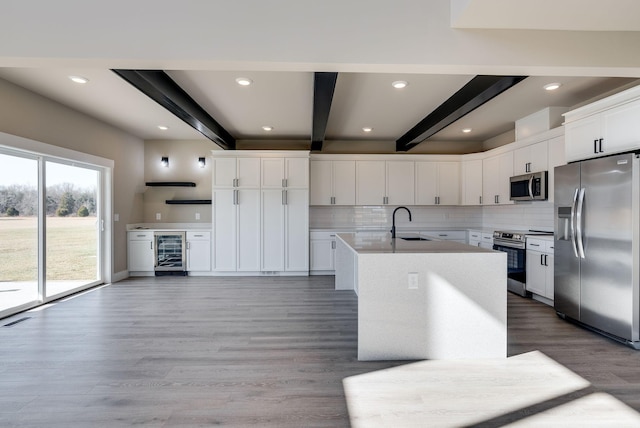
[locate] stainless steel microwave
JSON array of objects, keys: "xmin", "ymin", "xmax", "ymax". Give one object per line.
[{"xmin": 510, "ymin": 171, "xmax": 548, "ymax": 201}]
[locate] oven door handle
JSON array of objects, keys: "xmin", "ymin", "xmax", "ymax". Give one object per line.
[{"xmin": 570, "ymin": 188, "xmax": 579, "ymax": 258}]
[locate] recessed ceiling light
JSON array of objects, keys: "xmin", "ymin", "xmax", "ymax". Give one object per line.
[
  {"xmin": 68, "ymin": 75, "xmax": 89, "ymax": 84},
  {"xmin": 543, "ymin": 82, "xmax": 561, "ymax": 91},
  {"xmin": 362, "ymin": 127, "xmax": 373, "ymax": 132},
  {"xmin": 236, "ymin": 77, "xmax": 253, "ymax": 86},
  {"xmin": 158, "ymin": 125, "xmax": 169, "ymax": 131},
  {"xmin": 262, "ymin": 126, "xmax": 274, "ymax": 131},
  {"xmin": 462, "ymin": 128, "xmax": 472, "ymax": 133},
  {"xmin": 391, "ymin": 80, "xmax": 408, "ymax": 89}
]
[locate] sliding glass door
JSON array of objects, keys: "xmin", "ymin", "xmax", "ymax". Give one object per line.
[
  {"xmin": 45, "ymin": 161, "xmax": 101, "ymax": 299},
  {"xmin": 0, "ymin": 148, "xmax": 105, "ymax": 318},
  {"xmin": 0, "ymin": 153, "xmax": 39, "ymax": 314}
]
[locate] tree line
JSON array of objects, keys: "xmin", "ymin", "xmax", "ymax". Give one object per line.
[{"xmin": 0, "ymin": 183, "xmax": 96, "ymax": 217}]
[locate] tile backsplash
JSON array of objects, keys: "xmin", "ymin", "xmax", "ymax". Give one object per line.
[{"xmin": 310, "ymin": 201, "xmax": 554, "ymax": 231}]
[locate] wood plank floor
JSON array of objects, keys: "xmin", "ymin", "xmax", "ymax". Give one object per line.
[{"xmin": 0, "ymin": 276, "xmax": 639, "ymax": 427}]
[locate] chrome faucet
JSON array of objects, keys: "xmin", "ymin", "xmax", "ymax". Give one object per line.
[{"xmin": 391, "ymin": 206, "xmax": 411, "ymax": 239}]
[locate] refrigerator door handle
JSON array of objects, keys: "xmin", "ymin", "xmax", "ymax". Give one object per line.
[
  {"xmin": 576, "ymin": 187, "xmax": 586, "ymax": 259},
  {"xmin": 570, "ymin": 188, "xmax": 579, "ymax": 258}
]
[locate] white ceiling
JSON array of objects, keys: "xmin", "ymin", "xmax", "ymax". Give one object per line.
[
  {"xmin": 0, "ymin": 1, "xmax": 639, "ymax": 153},
  {"xmin": 451, "ymin": 0, "xmax": 640, "ymax": 31}
]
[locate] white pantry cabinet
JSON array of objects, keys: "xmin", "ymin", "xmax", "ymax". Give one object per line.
[
  {"xmin": 212, "ymin": 157, "xmax": 260, "ymax": 188},
  {"xmin": 261, "ymin": 188, "xmax": 309, "ymax": 272},
  {"xmin": 564, "ymin": 85, "xmax": 640, "ymax": 162},
  {"xmin": 186, "ymin": 231, "xmax": 211, "ymax": 272},
  {"xmin": 261, "ymin": 157, "xmax": 308, "ymax": 188},
  {"xmin": 212, "ymin": 150, "xmax": 309, "ymax": 275},
  {"xmin": 462, "ymin": 159, "xmax": 483, "ymax": 205},
  {"xmin": 483, "ymin": 151, "xmax": 513, "ymax": 205},
  {"xmin": 309, "ymin": 160, "xmax": 356, "ymax": 205},
  {"xmin": 212, "ymin": 188, "xmax": 261, "ymax": 272},
  {"xmin": 415, "ymin": 161, "xmax": 460, "ymax": 205},
  {"xmin": 128, "ymin": 231, "xmax": 154, "ymax": 272}
]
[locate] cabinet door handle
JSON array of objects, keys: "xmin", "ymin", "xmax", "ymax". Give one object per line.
[
  {"xmin": 187, "ymin": 242, "xmax": 191, "ymax": 250},
  {"xmin": 599, "ymin": 138, "xmax": 604, "ymax": 153},
  {"xmin": 479, "ymin": 196, "xmax": 482, "ymax": 205},
  {"xmin": 594, "ymin": 139, "xmax": 598, "ymax": 154},
  {"xmin": 331, "ymin": 196, "xmax": 335, "ymax": 205},
  {"xmin": 540, "ymin": 254, "xmax": 544, "ymax": 265},
  {"xmin": 331, "ymin": 241, "xmax": 336, "ymax": 249},
  {"xmin": 285, "ymin": 190, "xmax": 288, "ymax": 205},
  {"xmin": 544, "ymin": 254, "xmax": 549, "ymax": 266},
  {"xmin": 150, "ymin": 241, "xmax": 153, "ymax": 250},
  {"xmin": 530, "ymin": 243, "xmax": 540, "ymax": 247}
]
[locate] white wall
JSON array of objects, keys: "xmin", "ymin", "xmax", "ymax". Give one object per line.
[{"xmin": 0, "ymin": 78, "xmax": 145, "ymax": 275}]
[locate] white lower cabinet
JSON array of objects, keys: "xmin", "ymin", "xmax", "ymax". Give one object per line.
[
  {"xmin": 480, "ymin": 233, "xmax": 494, "ymax": 249},
  {"xmin": 310, "ymin": 231, "xmax": 336, "ymax": 274},
  {"xmin": 424, "ymin": 230, "xmax": 466, "ymax": 243},
  {"xmin": 128, "ymin": 231, "xmax": 155, "ymax": 272},
  {"xmin": 186, "ymin": 231, "xmax": 211, "ymax": 272},
  {"xmin": 526, "ymin": 238, "xmax": 554, "ymax": 303},
  {"xmin": 467, "ymin": 230, "xmax": 482, "ymax": 247}
]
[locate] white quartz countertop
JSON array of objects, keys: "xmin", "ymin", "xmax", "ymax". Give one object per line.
[
  {"xmin": 127, "ymin": 223, "xmax": 211, "ymax": 231},
  {"xmin": 337, "ymin": 232, "xmax": 495, "ymax": 254}
]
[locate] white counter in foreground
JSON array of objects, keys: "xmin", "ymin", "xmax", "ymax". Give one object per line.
[{"xmin": 335, "ymin": 233, "xmax": 507, "ymax": 361}]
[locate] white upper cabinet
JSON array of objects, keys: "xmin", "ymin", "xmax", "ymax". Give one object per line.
[
  {"xmin": 462, "ymin": 159, "xmax": 483, "ymax": 205},
  {"xmin": 356, "ymin": 160, "xmax": 386, "ymax": 205},
  {"xmin": 262, "ymin": 157, "xmax": 308, "ymax": 188},
  {"xmin": 356, "ymin": 160, "xmax": 415, "ymax": 206},
  {"xmin": 309, "ymin": 160, "xmax": 355, "ymax": 205},
  {"xmin": 261, "ymin": 158, "xmax": 285, "ymax": 188},
  {"xmin": 564, "ymin": 85, "xmax": 640, "ymax": 162},
  {"xmin": 386, "ymin": 161, "xmax": 415, "ymax": 205},
  {"xmin": 309, "ymin": 160, "xmax": 332, "ymax": 205},
  {"xmin": 513, "ymin": 141, "xmax": 548, "ymax": 175},
  {"xmin": 212, "ymin": 157, "xmax": 260, "ymax": 188},
  {"xmin": 415, "ymin": 161, "xmax": 460, "ymax": 205},
  {"xmin": 483, "ymin": 151, "xmax": 513, "ymax": 205}
]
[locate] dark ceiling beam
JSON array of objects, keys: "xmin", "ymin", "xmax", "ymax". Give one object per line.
[
  {"xmin": 311, "ymin": 72, "xmax": 338, "ymax": 152},
  {"xmin": 112, "ymin": 69, "xmax": 236, "ymax": 150},
  {"xmin": 396, "ymin": 75, "xmax": 527, "ymax": 152}
]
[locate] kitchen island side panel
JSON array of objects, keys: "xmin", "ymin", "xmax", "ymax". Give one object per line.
[{"xmin": 357, "ymin": 251, "xmax": 507, "ymax": 360}]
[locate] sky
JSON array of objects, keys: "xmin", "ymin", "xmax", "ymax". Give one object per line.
[{"xmin": 0, "ymin": 154, "xmax": 97, "ymax": 189}]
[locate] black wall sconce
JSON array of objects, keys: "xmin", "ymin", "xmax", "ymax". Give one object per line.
[
  {"xmin": 161, "ymin": 156, "xmax": 169, "ymax": 167},
  {"xmin": 198, "ymin": 157, "xmax": 206, "ymax": 168}
]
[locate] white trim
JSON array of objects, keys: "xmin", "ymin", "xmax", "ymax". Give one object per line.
[
  {"xmin": 111, "ymin": 270, "xmax": 129, "ymax": 283},
  {"xmin": 0, "ymin": 131, "xmax": 114, "ymax": 169}
]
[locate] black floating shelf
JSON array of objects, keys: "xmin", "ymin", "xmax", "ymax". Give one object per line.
[
  {"xmin": 146, "ymin": 182, "xmax": 196, "ymax": 187},
  {"xmin": 165, "ymin": 199, "xmax": 212, "ymax": 205}
]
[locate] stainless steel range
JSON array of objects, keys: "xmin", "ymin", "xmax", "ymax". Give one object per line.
[{"xmin": 492, "ymin": 230, "xmax": 529, "ymax": 297}]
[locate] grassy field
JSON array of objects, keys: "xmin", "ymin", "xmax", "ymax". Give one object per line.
[{"xmin": 0, "ymin": 216, "xmax": 97, "ymax": 281}]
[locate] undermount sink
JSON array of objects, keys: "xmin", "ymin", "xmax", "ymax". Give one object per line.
[{"xmin": 399, "ymin": 236, "xmax": 431, "ymax": 241}]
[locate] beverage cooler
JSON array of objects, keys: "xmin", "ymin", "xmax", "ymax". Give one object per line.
[{"xmin": 154, "ymin": 231, "xmax": 186, "ymax": 275}]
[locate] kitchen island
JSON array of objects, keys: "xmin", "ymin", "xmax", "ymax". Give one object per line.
[{"xmin": 336, "ymin": 232, "xmax": 507, "ymax": 361}]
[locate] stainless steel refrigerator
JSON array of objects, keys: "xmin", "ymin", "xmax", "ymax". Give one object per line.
[{"xmin": 555, "ymin": 152, "xmax": 640, "ymax": 349}]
